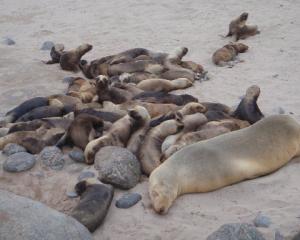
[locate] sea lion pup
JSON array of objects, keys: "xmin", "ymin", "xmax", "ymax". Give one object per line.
[
  {"xmin": 66, "ymin": 77, "xmax": 97, "ymax": 103},
  {"xmin": 56, "ymin": 113, "xmax": 104, "ymax": 150},
  {"xmin": 58, "ymin": 43, "xmax": 93, "ymax": 72},
  {"xmin": 226, "ymin": 12, "xmax": 248, "ymax": 38},
  {"xmin": 43, "ymin": 44, "xmax": 65, "ymax": 64},
  {"xmin": 139, "ymin": 115, "xmax": 184, "ymax": 176},
  {"xmin": 161, "ymin": 125, "xmax": 231, "ymax": 161},
  {"xmin": 71, "ymin": 178, "xmax": 114, "ymax": 232},
  {"xmin": 236, "ymin": 25, "xmax": 260, "ymax": 41},
  {"xmin": 150, "ymin": 102, "xmax": 207, "ymax": 127},
  {"xmin": 0, "ymin": 126, "xmax": 65, "ymax": 153},
  {"xmin": 161, "ymin": 113, "xmax": 208, "ymax": 153},
  {"xmin": 212, "ymin": 42, "xmax": 249, "ymax": 66},
  {"xmin": 133, "ymin": 91, "xmax": 198, "ymax": 106},
  {"xmin": 232, "ymin": 85, "xmax": 264, "ymax": 124},
  {"xmin": 150, "ymin": 115, "xmax": 300, "ymax": 214},
  {"xmin": 84, "ymin": 106, "xmax": 150, "ymax": 164},
  {"xmin": 136, "ymin": 78, "xmax": 193, "ymax": 92}
]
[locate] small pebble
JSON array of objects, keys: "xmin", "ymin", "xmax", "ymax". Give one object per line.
[
  {"xmin": 253, "ymin": 212, "xmax": 271, "ymax": 228},
  {"xmin": 3, "ymin": 152, "xmax": 36, "ymax": 172},
  {"xmin": 2, "ymin": 37, "xmax": 15, "ymax": 45},
  {"xmin": 40, "ymin": 41, "xmax": 54, "ymax": 50},
  {"xmin": 115, "ymin": 193, "xmax": 142, "ymax": 209},
  {"xmin": 78, "ymin": 171, "xmax": 95, "ymax": 181},
  {"xmin": 69, "ymin": 149, "xmax": 85, "ymax": 163},
  {"xmin": 66, "ymin": 191, "xmax": 79, "ymax": 198},
  {"xmin": 3, "ymin": 143, "xmax": 27, "ymax": 156}
]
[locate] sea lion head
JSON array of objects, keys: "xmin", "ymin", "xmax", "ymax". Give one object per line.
[
  {"xmin": 233, "ymin": 42, "xmax": 249, "ymax": 53},
  {"xmin": 96, "ymin": 75, "xmax": 110, "ymax": 89},
  {"xmin": 128, "ymin": 105, "xmax": 151, "ymax": 124},
  {"xmin": 74, "ymin": 178, "xmax": 100, "ymax": 196},
  {"xmin": 240, "ymin": 12, "xmax": 248, "ymax": 21},
  {"xmin": 77, "ymin": 43, "xmax": 93, "ymax": 53},
  {"xmin": 181, "ymin": 102, "xmax": 207, "ymax": 115},
  {"xmin": 245, "ymin": 85, "xmax": 260, "ymax": 99},
  {"xmin": 149, "ymin": 179, "xmax": 177, "ymax": 215}
]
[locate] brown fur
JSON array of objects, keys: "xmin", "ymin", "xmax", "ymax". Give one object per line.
[
  {"xmin": 180, "ymin": 61, "xmax": 204, "ymax": 73},
  {"xmin": 67, "ymin": 77, "xmax": 97, "ymax": 103}
]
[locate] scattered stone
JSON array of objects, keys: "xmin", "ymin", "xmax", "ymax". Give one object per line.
[
  {"xmin": 69, "ymin": 149, "xmax": 85, "ymax": 163},
  {"xmin": 0, "ymin": 190, "xmax": 92, "ymax": 240},
  {"xmin": 253, "ymin": 212, "xmax": 271, "ymax": 228},
  {"xmin": 39, "ymin": 146, "xmax": 65, "ymax": 170},
  {"xmin": 3, "ymin": 143, "xmax": 27, "ymax": 156},
  {"xmin": 2, "ymin": 37, "xmax": 15, "ymax": 45},
  {"xmin": 115, "ymin": 193, "xmax": 142, "ymax": 209},
  {"xmin": 272, "ymin": 74, "xmax": 279, "ymax": 78},
  {"xmin": 78, "ymin": 171, "xmax": 95, "ymax": 181},
  {"xmin": 275, "ymin": 230, "xmax": 284, "ymax": 240},
  {"xmin": 206, "ymin": 223, "xmax": 266, "ymax": 240},
  {"xmin": 40, "ymin": 41, "xmax": 54, "ymax": 50},
  {"xmin": 66, "ymin": 191, "xmax": 79, "ymax": 198},
  {"xmin": 95, "ymin": 146, "xmax": 141, "ymax": 189},
  {"xmin": 3, "ymin": 152, "xmax": 36, "ymax": 172}
]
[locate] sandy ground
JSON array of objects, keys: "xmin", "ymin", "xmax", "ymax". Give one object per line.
[{"xmin": 0, "ymin": 0, "xmax": 300, "ymax": 239}]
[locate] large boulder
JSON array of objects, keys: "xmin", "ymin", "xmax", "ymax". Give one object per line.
[
  {"xmin": 207, "ymin": 223, "xmax": 266, "ymax": 240},
  {"xmin": 0, "ymin": 190, "xmax": 92, "ymax": 240},
  {"xmin": 94, "ymin": 146, "xmax": 141, "ymax": 189},
  {"xmin": 3, "ymin": 152, "xmax": 36, "ymax": 172}
]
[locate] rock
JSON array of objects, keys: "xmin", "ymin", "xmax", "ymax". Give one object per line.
[
  {"xmin": 275, "ymin": 230, "xmax": 284, "ymax": 240},
  {"xmin": 292, "ymin": 232, "xmax": 300, "ymax": 240},
  {"xmin": 95, "ymin": 146, "xmax": 141, "ymax": 189},
  {"xmin": 66, "ymin": 191, "xmax": 79, "ymax": 198},
  {"xmin": 39, "ymin": 146, "xmax": 65, "ymax": 170},
  {"xmin": 40, "ymin": 41, "xmax": 54, "ymax": 50},
  {"xmin": 0, "ymin": 190, "xmax": 92, "ymax": 240},
  {"xmin": 69, "ymin": 149, "xmax": 85, "ymax": 163},
  {"xmin": 66, "ymin": 163, "xmax": 85, "ymax": 173},
  {"xmin": 3, "ymin": 152, "xmax": 36, "ymax": 172},
  {"xmin": 78, "ymin": 171, "xmax": 95, "ymax": 181},
  {"xmin": 253, "ymin": 212, "xmax": 271, "ymax": 228},
  {"xmin": 3, "ymin": 143, "xmax": 27, "ymax": 156},
  {"xmin": 115, "ymin": 193, "xmax": 142, "ymax": 209},
  {"xmin": 206, "ymin": 223, "xmax": 266, "ymax": 240},
  {"xmin": 2, "ymin": 37, "xmax": 15, "ymax": 45},
  {"xmin": 63, "ymin": 76, "xmax": 75, "ymax": 84}
]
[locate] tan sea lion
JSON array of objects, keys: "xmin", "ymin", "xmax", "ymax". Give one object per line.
[
  {"xmin": 84, "ymin": 106, "xmax": 150, "ymax": 164},
  {"xmin": 71, "ymin": 178, "xmax": 114, "ymax": 232},
  {"xmin": 136, "ymin": 78, "xmax": 193, "ymax": 92},
  {"xmin": 139, "ymin": 116, "xmax": 184, "ymax": 176},
  {"xmin": 67, "ymin": 77, "xmax": 97, "ymax": 103},
  {"xmin": 226, "ymin": 12, "xmax": 248, "ymax": 38},
  {"xmin": 149, "ymin": 115, "xmax": 300, "ymax": 214},
  {"xmin": 212, "ymin": 42, "xmax": 248, "ymax": 66},
  {"xmin": 180, "ymin": 61, "xmax": 204, "ymax": 73}
]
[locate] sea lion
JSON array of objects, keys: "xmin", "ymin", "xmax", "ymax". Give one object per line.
[
  {"xmin": 43, "ymin": 44, "xmax": 65, "ymax": 64},
  {"xmin": 75, "ymin": 108, "xmax": 122, "ymax": 123},
  {"xmin": 236, "ymin": 25, "xmax": 260, "ymax": 41},
  {"xmin": 233, "ymin": 85, "xmax": 264, "ymax": 124},
  {"xmin": 149, "ymin": 115, "xmax": 300, "ymax": 214},
  {"xmin": 59, "ymin": 44, "xmax": 93, "ymax": 72},
  {"xmin": 3, "ymin": 97, "xmax": 49, "ymax": 123},
  {"xmin": 205, "ymin": 110, "xmax": 232, "ymax": 121},
  {"xmin": 133, "ymin": 91, "xmax": 198, "ymax": 106},
  {"xmin": 160, "ymin": 69, "xmax": 197, "ymax": 82},
  {"xmin": 56, "ymin": 113, "xmax": 104, "ymax": 150},
  {"xmin": 84, "ymin": 105, "xmax": 150, "ymax": 164},
  {"xmin": 139, "ymin": 116, "xmax": 184, "ymax": 176},
  {"xmin": 200, "ymin": 102, "xmax": 232, "ymax": 114},
  {"xmin": 226, "ymin": 12, "xmax": 248, "ymax": 38},
  {"xmin": 16, "ymin": 105, "xmax": 64, "ymax": 122},
  {"xmin": 66, "ymin": 77, "xmax": 97, "ymax": 103},
  {"xmin": 48, "ymin": 94, "xmax": 82, "ymax": 113},
  {"xmin": 212, "ymin": 42, "xmax": 248, "ymax": 66},
  {"xmin": 150, "ymin": 102, "xmax": 207, "ymax": 127},
  {"xmin": 71, "ymin": 178, "xmax": 114, "ymax": 232},
  {"xmin": 121, "ymin": 72, "xmax": 159, "ymax": 84},
  {"xmin": 180, "ymin": 61, "xmax": 204, "ymax": 73},
  {"xmin": 136, "ymin": 78, "xmax": 193, "ymax": 92}
]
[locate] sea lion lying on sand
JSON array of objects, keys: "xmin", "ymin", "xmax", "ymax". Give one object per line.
[
  {"xmin": 66, "ymin": 77, "xmax": 97, "ymax": 103},
  {"xmin": 136, "ymin": 78, "xmax": 193, "ymax": 92},
  {"xmin": 71, "ymin": 178, "xmax": 114, "ymax": 232},
  {"xmin": 149, "ymin": 115, "xmax": 300, "ymax": 214}
]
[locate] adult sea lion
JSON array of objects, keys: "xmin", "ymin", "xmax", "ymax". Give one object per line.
[
  {"xmin": 149, "ymin": 115, "xmax": 300, "ymax": 214},
  {"xmin": 226, "ymin": 12, "xmax": 248, "ymax": 38},
  {"xmin": 136, "ymin": 78, "xmax": 193, "ymax": 92},
  {"xmin": 71, "ymin": 178, "xmax": 114, "ymax": 232}
]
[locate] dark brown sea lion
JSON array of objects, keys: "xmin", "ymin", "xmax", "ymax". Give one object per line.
[
  {"xmin": 71, "ymin": 179, "xmax": 114, "ymax": 232},
  {"xmin": 232, "ymin": 85, "xmax": 264, "ymax": 124},
  {"xmin": 16, "ymin": 105, "xmax": 64, "ymax": 122},
  {"xmin": 75, "ymin": 108, "xmax": 122, "ymax": 123},
  {"xmin": 43, "ymin": 44, "xmax": 65, "ymax": 64},
  {"xmin": 226, "ymin": 12, "xmax": 248, "ymax": 38}
]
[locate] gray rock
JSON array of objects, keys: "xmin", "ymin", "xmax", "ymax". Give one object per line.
[
  {"xmin": 66, "ymin": 191, "xmax": 79, "ymax": 198},
  {"xmin": 39, "ymin": 146, "xmax": 64, "ymax": 170},
  {"xmin": 69, "ymin": 149, "xmax": 85, "ymax": 163},
  {"xmin": 40, "ymin": 41, "xmax": 54, "ymax": 50},
  {"xmin": 2, "ymin": 37, "xmax": 15, "ymax": 45},
  {"xmin": 3, "ymin": 152, "xmax": 36, "ymax": 172},
  {"xmin": 115, "ymin": 193, "xmax": 142, "ymax": 208},
  {"xmin": 95, "ymin": 146, "xmax": 141, "ymax": 189},
  {"xmin": 78, "ymin": 171, "xmax": 95, "ymax": 181},
  {"xmin": 3, "ymin": 143, "xmax": 27, "ymax": 156},
  {"xmin": 0, "ymin": 190, "xmax": 92, "ymax": 240},
  {"xmin": 207, "ymin": 223, "xmax": 266, "ymax": 240},
  {"xmin": 253, "ymin": 213, "xmax": 271, "ymax": 228},
  {"xmin": 0, "ymin": 127, "xmax": 9, "ymax": 137}
]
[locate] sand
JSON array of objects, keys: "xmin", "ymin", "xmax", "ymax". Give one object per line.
[{"xmin": 0, "ymin": 0, "xmax": 300, "ymax": 239}]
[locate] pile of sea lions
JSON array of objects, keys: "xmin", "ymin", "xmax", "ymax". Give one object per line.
[{"xmin": 2, "ymin": 12, "xmax": 298, "ymax": 232}]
